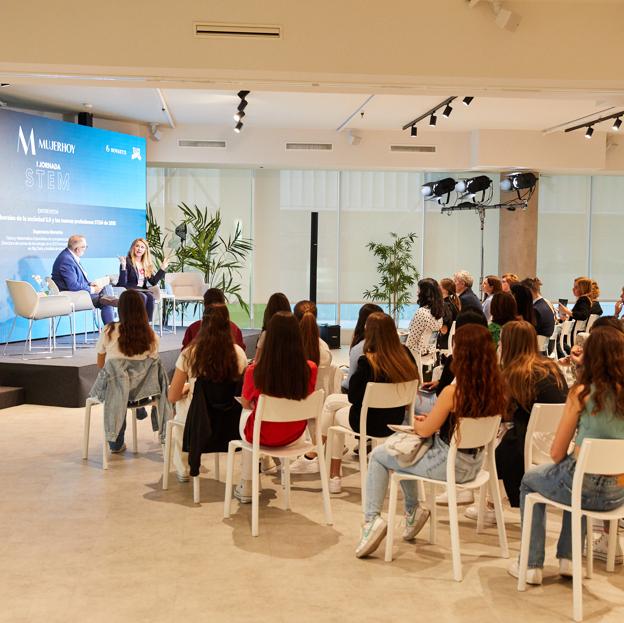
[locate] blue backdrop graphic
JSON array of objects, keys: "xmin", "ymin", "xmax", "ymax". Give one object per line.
[{"xmin": 0, "ymin": 109, "xmax": 146, "ymax": 342}]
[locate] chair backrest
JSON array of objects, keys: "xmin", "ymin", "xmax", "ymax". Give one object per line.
[
  {"xmin": 451, "ymin": 414, "xmax": 501, "ymax": 450},
  {"xmin": 45, "ymin": 276, "xmax": 60, "ymax": 295},
  {"xmin": 6, "ymin": 280, "xmax": 39, "ymax": 318},
  {"xmin": 315, "ymin": 364, "xmax": 342, "ymax": 396},
  {"xmin": 447, "ymin": 321, "xmax": 456, "ymax": 354},
  {"xmin": 585, "ymin": 313, "xmax": 599, "ymax": 332},
  {"xmin": 524, "ymin": 403, "xmax": 566, "ymax": 471},
  {"xmin": 164, "ymin": 272, "xmax": 204, "ymax": 297},
  {"xmin": 360, "ymin": 380, "xmax": 419, "ymax": 435},
  {"xmin": 536, "ymin": 335, "xmax": 549, "ymax": 353},
  {"xmin": 572, "ymin": 439, "xmax": 624, "ymax": 508}
]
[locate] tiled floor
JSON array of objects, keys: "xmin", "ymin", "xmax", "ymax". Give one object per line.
[{"xmin": 1, "ymin": 401, "xmax": 623, "ymax": 622}]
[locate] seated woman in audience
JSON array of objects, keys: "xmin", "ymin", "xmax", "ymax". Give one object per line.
[
  {"xmin": 235, "ymin": 311, "xmax": 318, "ymax": 503},
  {"xmin": 293, "ymin": 300, "xmax": 332, "ymax": 367},
  {"xmin": 324, "ymin": 312, "xmax": 418, "ymax": 494},
  {"xmin": 558, "ymin": 276, "xmax": 592, "ymax": 325},
  {"xmin": 488, "ymin": 291, "xmax": 518, "ymax": 345},
  {"xmin": 482, "ymin": 275, "xmax": 502, "ymax": 322},
  {"xmin": 167, "ymin": 304, "xmax": 247, "ymax": 481},
  {"xmin": 255, "ymin": 292, "xmax": 291, "ymax": 359},
  {"xmin": 355, "ymin": 324, "xmax": 507, "ymax": 558},
  {"xmin": 117, "ymin": 237, "xmax": 170, "ymax": 322},
  {"xmin": 615, "ymin": 286, "xmax": 624, "ymax": 319},
  {"xmin": 438, "ymin": 278, "xmax": 460, "ymax": 351},
  {"xmin": 464, "ymin": 321, "xmax": 567, "ymax": 524},
  {"xmin": 590, "ymin": 280, "xmax": 603, "ymax": 317},
  {"xmin": 96, "ymin": 289, "xmax": 159, "ymax": 452},
  {"xmin": 502, "ymin": 273, "xmax": 519, "ymax": 293},
  {"xmin": 509, "ymin": 326, "xmax": 624, "ymax": 585},
  {"xmin": 511, "ymin": 283, "xmax": 537, "ymax": 326},
  {"xmin": 406, "ymin": 278, "xmax": 444, "ymax": 358}
]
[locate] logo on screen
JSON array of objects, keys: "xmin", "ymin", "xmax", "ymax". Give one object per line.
[
  {"xmin": 131, "ymin": 147, "xmax": 142, "ymax": 161},
  {"xmin": 17, "ymin": 126, "xmax": 36, "ymax": 156}
]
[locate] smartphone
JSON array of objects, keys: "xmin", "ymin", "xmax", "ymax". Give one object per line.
[{"xmin": 558, "ymin": 298, "xmax": 568, "ymax": 307}]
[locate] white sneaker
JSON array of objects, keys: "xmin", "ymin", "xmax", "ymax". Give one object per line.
[
  {"xmin": 464, "ymin": 504, "xmax": 496, "ymax": 525},
  {"xmin": 355, "ymin": 516, "xmax": 387, "ymax": 558},
  {"xmin": 288, "ymin": 455, "xmax": 319, "ymax": 474},
  {"xmin": 176, "ymin": 470, "xmax": 190, "ymax": 483},
  {"xmin": 559, "ymin": 558, "xmax": 573, "ymax": 577},
  {"xmin": 403, "ymin": 506, "xmax": 430, "ymax": 541},
  {"xmin": 436, "ymin": 489, "xmax": 474, "ymax": 505},
  {"xmin": 592, "ymin": 532, "xmax": 624, "ymax": 565},
  {"xmin": 233, "ymin": 482, "xmax": 252, "ymax": 504},
  {"xmin": 329, "ymin": 476, "xmax": 342, "ymax": 494},
  {"xmin": 507, "ymin": 559, "xmax": 543, "ymax": 586},
  {"xmin": 260, "ymin": 456, "xmax": 278, "ymax": 475}
]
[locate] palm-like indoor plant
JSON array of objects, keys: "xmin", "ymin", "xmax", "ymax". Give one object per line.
[{"xmin": 363, "ymin": 232, "xmax": 419, "ymax": 324}]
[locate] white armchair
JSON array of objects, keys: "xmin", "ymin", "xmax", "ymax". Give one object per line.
[
  {"xmin": 164, "ymin": 272, "xmax": 207, "ymax": 329},
  {"xmin": 47, "ymin": 276, "xmax": 100, "ymax": 342},
  {"xmin": 3, "ymin": 280, "xmax": 76, "ymax": 359}
]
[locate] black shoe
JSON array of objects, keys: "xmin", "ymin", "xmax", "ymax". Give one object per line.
[{"xmin": 135, "ymin": 407, "xmax": 148, "ymax": 420}]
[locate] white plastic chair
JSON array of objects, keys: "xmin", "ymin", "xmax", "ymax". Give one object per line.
[
  {"xmin": 439, "ymin": 321, "xmax": 456, "ymax": 358},
  {"xmin": 585, "ymin": 314, "xmax": 599, "ymax": 333},
  {"xmin": 325, "ymin": 380, "xmax": 419, "ymax": 511},
  {"xmin": 415, "ymin": 329, "xmax": 439, "ymax": 381},
  {"xmin": 572, "ymin": 318, "xmax": 589, "ymax": 346},
  {"xmin": 82, "ymin": 396, "xmax": 159, "ymax": 469},
  {"xmin": 384, "ymin": 415, "xmax": 509, "ymax": 581},
  {"xmin": 524, "ymin": 403, "xmax": 566, "ymax": 472},
  {"xmin": 164, "ymin": 272, "xmax": 206, "ymax": 328},
  {"xmin": 223, "ymin": 389, "xmax": 332, "ymax": 537},
  {"xmin": 517, "ymin": 439, "xmax": 624, "ymax": 622},
  {"xmin": 315, "ymin": 364, "xmax": 343, "ymax": 397},
  {"xmin": 536, "ymin": 335, "xmax": 549, "ymax": 354},
  {"xmin": 162, "ymin": 419, "xmax": 221, "ymax": 503},
  {"xmin": 559, "ymin": 320, "xmax": 574, "ymax": 354},
  {"xmin": 3, "ymin": 279, "xmax": 75, "ymax": 358}
]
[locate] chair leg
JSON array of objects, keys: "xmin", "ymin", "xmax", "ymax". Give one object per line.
[
  {"xmin": 23, "ymin": 319, "xmax": 33, "ymax": 358},
  {"xmin": 417, "ymin": 480, "xmax": 426, "ymax": 507},
  {"xmin": 283, "ymin": 457, "xmax": 291, "ymax": 511},
  {"xmin": 3, "ymin": 316, "xmax": 17, "ymax": 355},
  {"xmin": 223, "ymin": 443, "xmax": 236, "ymax": 518},
  {"xmin": 131, "ymin": 408, "xmax": 138, "ymax": 454},
  {"xmin": 102, "ymin": 415, "xmax": 109, "ymax": 470},
  {"xmin": 517, "ymin": 497, "xmax": 535, "ymax": 591},
  {"xmin": 446, "ymin": 484, "xmax": 463, "ymax": 581},
  {"xmin": 70, "ymin": 311, "xmax": 76, "ymax": 354},
  {"xmin": 429, "ymin": 482, "xmax": 438, "ymax": 545},
  {"xmin": 586, "ymin": 521, "xmax": 594, "ymax": 578},
  {"xmin": 162, "ymin": 420, "xmax": 173, "ymax": 490},
  {"xmin": 317, "ymin": 437, "xmax": 333, "ymax": 525},
  {"xmin": 325, "ymin": 429, "xmax": 333, "ymax": 481},
  {"xmin": 193, "ymin": 476, "xmax": 200, "ymax": 504},
  {"xmin": 384, "ymin": 475, "xmax": 400, "ymax": 562},
  {"xmin": 607, "ymin": 519, "xmax": 618, "ymax": 573},
  {"xmin": 83, "ymin": 402, "xmax": 92, "ymax": 460},
  {"xmin": 476, "ymin": 483, "xmax": 487, "ymax": 534},
  {"xmin": 359, "ymin": 436, "xmax": 368, "ymax": 512},
  {"xmin": 251, "ymin": 452, "xmax": 260, "ymax": 537},
  {"xmin": 572, "ymin": 510, "xmax": 584, "ymax": 622},
  {"xmin": 213, "ymin": 453, "xmax": 220, "ymax": 482},
  {"xmin": 489, "ymin": 476, "xmax": 509, "ymax": 558}
]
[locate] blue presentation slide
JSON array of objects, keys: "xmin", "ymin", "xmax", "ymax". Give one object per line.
[{"xmin": 0, "ymin": 109, "xmax": 146, "ymax": 342}]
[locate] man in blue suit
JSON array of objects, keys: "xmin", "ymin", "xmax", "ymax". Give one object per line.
[{"xmin": 52, "ymin": 234, "xmax": 115, "ymax": 324}]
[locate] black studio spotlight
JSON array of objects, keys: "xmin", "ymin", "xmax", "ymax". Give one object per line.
[
  {"xmin": 613, "ymin": 117, "xmax": 622, "ymax": 131},
  {"xmin": 500, "ymin": 171, "xmax": 538, "ymax": 192},
  {"xmin": 421, "ymin": 177, "xmax": 456, "ymax": 198},
  {"xmin": 429, "ymin": 113, "xmax": 437, "ymax": 127},
  {"xmin": 410, "ymin": 125, "xmax": 418, "ymax": 137},
  {"xmin": 457, "ymin": 175, "xmax": 492, "ymax": 198},
  {"xmin": 585, "ymin": 126, "xmax": 594, "ymax": 139},
  {"xmin": 462, "ymin": 96, "xmax": 474, "ymax": 106},
  {"xmin": 442, "ymin": 104, "xmax": 453, "ymax": 118}
]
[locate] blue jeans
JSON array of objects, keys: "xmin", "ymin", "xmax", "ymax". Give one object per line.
[
  {"xmin": 520, "ymin": 455, "xmax": 624, "ymax": 568},
  {"xmin": 91, "ymin": 284, "xmax": 115, "ymax": 325},
  {"xmin": 109, "ymin": 418, "xmax": 127, "ymax": 451},
  {"xmin": 364, "ymin": 434, "xmax": 484, "ymax": 523}
]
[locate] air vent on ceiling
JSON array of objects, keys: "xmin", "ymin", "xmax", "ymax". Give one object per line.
[
  {"xmin": 194, "ymin": 22, "xmax": 281, "ymax": 39},
  {"xmin": 178, "ymin": 139, "xmax": 226, "ymax": 148},
  {"xmin": 286, "ymin": 142, "xmax": 333, "ymax": 151},
  {"xmin": 390, "ymin": 145, "xmax": 436, "ymax": 153}
]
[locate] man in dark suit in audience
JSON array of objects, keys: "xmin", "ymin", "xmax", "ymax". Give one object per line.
[
  {"xmin": 51, "ymin": 234, "xmax": 116, "ymax": 324},
  {"xmin": 522, "ymin": 277, "xmax": 556, "ymax": 338},
  {"xmin": 453, "ymin": 270, "xmax": 484, "ymax": 314}
]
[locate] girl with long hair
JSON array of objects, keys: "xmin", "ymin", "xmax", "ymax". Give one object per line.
[
  {"xmin": 234, "ymin": 312, "xmax": 318, "ymax": 502},
  {"xmin": 95, "ymin": 289, "xmax": 159, "ymax": 452},
  {"xmin": 481, "ymin": 275, "xmax": 502, "ymax": 322},
  {"xmin": 255, "ymin": 292, "xmax": 291, "ymax": 359},
  {"xmin": 406, "ymin": 278, "xmax": 444, "ymax": 357},
  {"xmin": 438, "ymin": 278, "xmax": 460, "ymax": 351},
  {"xmin": 324, "ymin": 312, "xmax": 418, "ymax": 494},
  {"xmin": 488, "ymin": 291, "xmax": 519, "ymax": 345},
  {"xmin": 356, "ymin": 324, "xmax": 507, "ymax": 558},
  {"xmin": 510, "ymin": 327, "xmax": 624, "ymax": 585},
  {"xmin": 117, "ymin": 237, "xmax": 170, "ymax": 321},
  {"xmin": 168, "ymin": 304, "xmax": 247, "ymax": 481},
  {"xmin": 293, "ymin": 300, "xmax": 332, "ymax": 367},
  {"xmin": 510, "ymin": 283, "xmax": 537, "ymax": 326}
]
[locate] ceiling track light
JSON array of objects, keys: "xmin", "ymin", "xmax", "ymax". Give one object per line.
[
  {"xmin": 233, "ymin": 90, "xmax": 250, "ymax": 132},
  {"xmin": 462, "ymin": 96, "xmax": 474, "ymax": 106},
  {"xmin": 233, "ymin": 110, "xmax": 246, "ymax": 122},
  {"xmin": 410, "ymin": 125, "xmax": 417, "ymax": 137},
  {"xmin": 585, "ymin": 126, "xmax": 594, "ymax": 139},
  {"xmin": 429, "ymin": 114, "xmax": 437, "ymax": 127},
  {"xmin": 442, "ymin": 104, "xmax": 453, "ymax": 118},
  {"xmin": 234, "ymin": 121, "xmax": 243, "ymax": 133},
  {"xmin": 564, "ymin": 109, "xmax": 624, "ymax": 136},
  {"xmin": 613, "ymin": 117, "xmax": 622, "ymax": 131},
  {"xmin": 237, "ymin": 90, "xmax": 250, "ymax": 99}
]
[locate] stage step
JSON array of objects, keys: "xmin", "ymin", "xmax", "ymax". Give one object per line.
[{"xmin": 0, "ymin": 386, "xmax": 25, "ymax": 410}]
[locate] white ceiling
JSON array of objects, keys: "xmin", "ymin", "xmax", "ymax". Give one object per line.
[{"xmin": 1, "ymin": 83, "xmax": 623, "ymax": 134}]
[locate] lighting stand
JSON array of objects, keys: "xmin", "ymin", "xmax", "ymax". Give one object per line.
[{"xmin": 440, "ymin": 199, "xmax": 528, "ymax": 289}]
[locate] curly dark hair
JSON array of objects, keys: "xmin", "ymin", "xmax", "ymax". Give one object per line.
[
  {"xmin": 577, "ymin": 327, "xmax": 624, "ymax": 419},
  {"xmin": 416, "ymin": 278, "xmax": 444, "ymax": 320}
]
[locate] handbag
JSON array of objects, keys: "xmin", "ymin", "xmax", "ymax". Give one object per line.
[{"xmin": 384, "ymin": 432, "xmax": 432, "ymax": 468}]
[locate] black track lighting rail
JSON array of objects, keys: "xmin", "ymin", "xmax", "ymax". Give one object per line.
[
  {"xmin": 402, "ymin": 97, "xmax": 456, "ymax": 131},
  {"xmin": 564, "ymin": 110, "xmax": 624, "ymax": 133}
]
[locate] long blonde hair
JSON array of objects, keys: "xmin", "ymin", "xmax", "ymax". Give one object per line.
[{"xmin": 127, "ymin": 237, "xmax": 156, "ymax": 278}]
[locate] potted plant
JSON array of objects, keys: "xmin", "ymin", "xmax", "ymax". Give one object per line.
[{"xmin": 363, "ymin": 232, "xmax": 419, "ymax": 324}]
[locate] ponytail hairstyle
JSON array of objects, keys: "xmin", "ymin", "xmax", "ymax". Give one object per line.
[
  {"xmin": 351, "ymin": 303, "xmax": 384, "ymax": 349},
  {"xmin": 363, "ymin": 312, "xmax": 419, "ymax": 383},
  {"xmin": 440, "ymin": 277, "xmax": 461, "ymax": 312},
  {"xmin": 108, "ymin": 289, "xmax": 156, "ymax": 357},
  {"xmin": 293, "ymin": 300, "xmax": 321, "ymax": 365}
]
